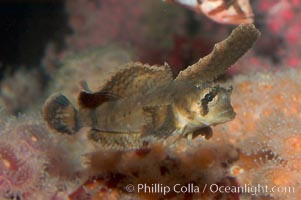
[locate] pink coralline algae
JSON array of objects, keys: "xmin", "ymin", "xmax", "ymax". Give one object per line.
[
  {"xmin": 66, "ymin": 0, "xmax": 145, "ymax": 50},
  {"xmin": 63, "ymin": 0, "xmax": 230, "ymax": 72},
  {"xmin": 64, "ymin": 0, "xmax": 292, "ymax": 77},
  {"xmin": 253, "ymin": 0, "xmax": 301, "ymax": 68},
  {"xmin": 65, "ymin": 0, "xmax": 185, "ymax": 55},
  {"xmin": 0, "ymin": 115, "xmax": 87, "ymax": 199},
  {"xmin": 0, "ymin": 117, "xmax": 48, "ymax": 199}
]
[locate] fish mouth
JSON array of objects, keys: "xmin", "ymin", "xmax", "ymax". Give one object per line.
[{"xmin": 217, "ymin": 109, "xmax": 236, "ymax": 123}]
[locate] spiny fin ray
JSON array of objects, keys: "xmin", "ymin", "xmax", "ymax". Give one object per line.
[{"xmin": 100, "ymin": 62, "xmax": 173, "ymax": 98}]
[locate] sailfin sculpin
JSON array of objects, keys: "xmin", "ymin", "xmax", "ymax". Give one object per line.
[{"xmin": 43, "ymin": 24, "xmax": 260, "ymax": 150}]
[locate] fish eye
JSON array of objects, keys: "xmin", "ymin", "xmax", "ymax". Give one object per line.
[
  {"xmin": 202, "ymin": 89, "xmax": 218, "ymax": 104},
  {"xmin": 199, "ymin": 89, "xmax": 218, "ymax": 115},
  {"xmin": 204, "ymin": 93, "xmax": 214, "ymax": 102}
]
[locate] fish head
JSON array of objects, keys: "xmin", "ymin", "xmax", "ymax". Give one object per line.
[
  {"xmin": 175, "ymin": 84, "xmax": 235, "ymax": 129},
  {"xmin": 195, "ymin": 85, "xmax": 236, "ymax": 125}
]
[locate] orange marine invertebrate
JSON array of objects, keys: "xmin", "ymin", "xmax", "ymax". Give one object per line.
[{"xmin": 212, "ymin": 69, "xmax": 301, "ymax": 199}]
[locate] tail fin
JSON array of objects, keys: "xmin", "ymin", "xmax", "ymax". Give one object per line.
[{"xmin": 43, "ymin": 93, "xmax": 79, "ymax": 135}]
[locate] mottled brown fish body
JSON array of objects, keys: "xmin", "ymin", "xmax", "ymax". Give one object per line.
[
  {"xmin": 79, "ymin": 81, "xmax": 235, "ymax": 139},
  {"xmin": 79, "ymin": 81, "xmax": 179, "ymax": 133},
  {"xmin": 88, "ymin": 99, "xmax": 150, "ymax": 133}
]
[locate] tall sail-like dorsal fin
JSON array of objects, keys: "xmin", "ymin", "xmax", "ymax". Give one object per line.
[
  {"xmin": 100, "ymin": 62, "xmax": 173, "ymax": 98},
  {"xmin": 175, "ymin": 24, "xmax": 260, "ymax": 83}
]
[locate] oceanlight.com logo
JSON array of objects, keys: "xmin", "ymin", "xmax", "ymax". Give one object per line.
[
  {"xmin": 124, "ymin": 183, "xmax": 295, "ymax": 196},
  {"xmin": 209, "ymin": 183, "xmax": 295, "ymax": 196}
]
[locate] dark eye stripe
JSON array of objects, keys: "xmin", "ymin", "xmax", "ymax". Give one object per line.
[
  {"xmin": 200, "ymin": 86, "xmax": 219, "ymax": 115},
  {"xmin": 202, "ymin": 87, "xmax": 218, "ymax": 103}
]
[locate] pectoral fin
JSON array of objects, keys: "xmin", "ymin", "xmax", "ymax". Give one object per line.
[
  {"xmin": 143, "ymin": 105, "xmax": 167, "ymax": 129},
  {"xmin": 142, "ymin": 104, "xmax": 175, "ymax": 139},
  {"xmin": 191, "ymin": 126, "xmax": 213, "ymax": 140},
  {"xmin": 43, "ymin": 93, "xmax": 79, "ymax": 135},
  {"xmin": 87, "ymin": 128, "xmax": 143, "ymax": 150}
]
